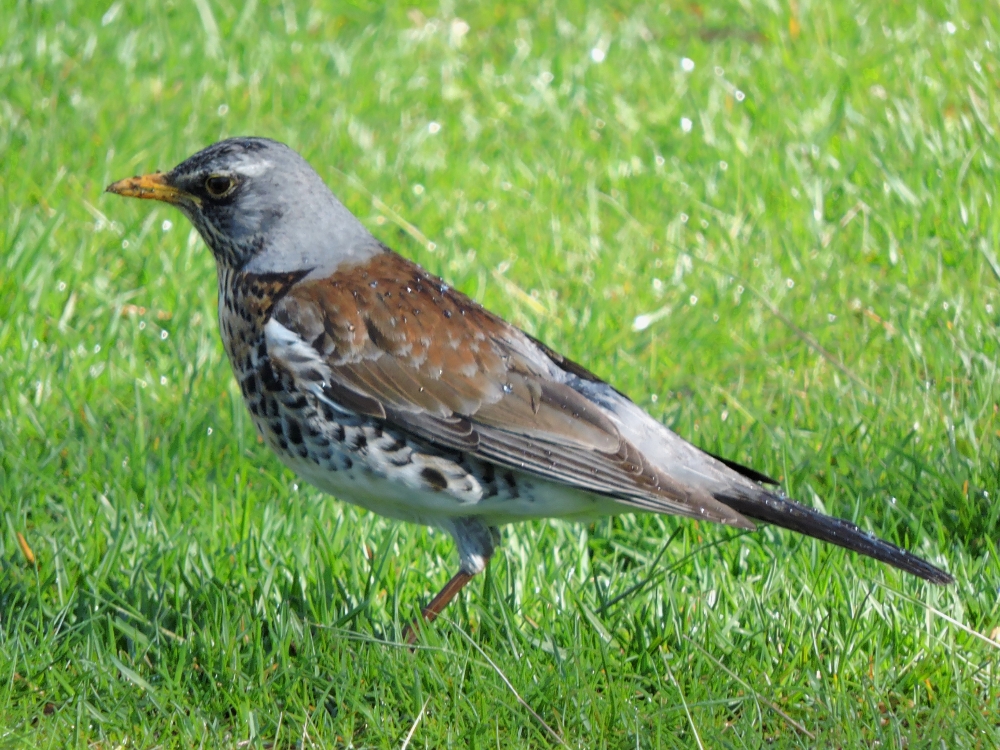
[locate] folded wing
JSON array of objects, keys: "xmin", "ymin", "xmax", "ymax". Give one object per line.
[{"xmin": 265, "ymin": 251, "xmax": 751, "ymax": 528}]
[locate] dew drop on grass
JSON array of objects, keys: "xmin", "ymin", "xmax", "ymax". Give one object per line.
[
  {"xmin": 680, "ymin": 57, "xmax": 695, "ymax": 72},
  {"xmin": 590, "ymin": 48, "xmax": 605, "ymax": 63},
  {"xmin": 680, "ymin": 117, "xmax": 693, "ymax": 133},
  {"xmin": 162, "ymin": 219, "xmax": 172, "ymax": 231},
  {"xmin": 207, "ymin": 427, "xmax": 213, "ymax": 436},
  {"xmin": 427, "ymin": 121, "xmax": 441, "ymax": 134},
  {"xmin": 735, "ymin": 90, "xmax": 745, "ymax": 102}
]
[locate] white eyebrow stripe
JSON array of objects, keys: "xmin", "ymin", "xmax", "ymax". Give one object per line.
[{"xmin": 236, "ymin": 160, "xmax": 272, "ymax": 177}]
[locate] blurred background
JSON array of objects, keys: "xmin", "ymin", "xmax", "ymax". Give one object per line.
[{"xmin": 2, "ymin": 1, "xmax": 998, "ymax": 746}]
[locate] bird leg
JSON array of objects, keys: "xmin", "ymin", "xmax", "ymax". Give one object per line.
[
  {"xmin": 402, "ymin": 570, "xmax": 476, "ymax": 644},
  {"xmin": 403, "ymin": 519, "xmax": 498, "ymax": 645}
]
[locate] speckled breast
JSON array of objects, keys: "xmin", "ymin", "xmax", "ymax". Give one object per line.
[{"xmin": 216, "ymin": 265, "xmax": 309, "ymax": 451}]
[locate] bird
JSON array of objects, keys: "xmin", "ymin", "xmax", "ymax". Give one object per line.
[{"xmin": 107, "ymin": 137, "xmax": 953, "ymax": 641}]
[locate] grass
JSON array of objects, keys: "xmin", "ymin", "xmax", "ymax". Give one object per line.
[{"xmin": 2, "ymin": 0, "xmax": 999, "ymax": 746}]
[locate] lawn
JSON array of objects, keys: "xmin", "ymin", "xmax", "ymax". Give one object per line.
[{"xmin": 2, "ymin": 0, "xmax": 999, "ymax": 746}]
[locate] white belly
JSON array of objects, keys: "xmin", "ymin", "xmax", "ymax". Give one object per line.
[{"xmin": 277, "ymin": 448, "xmax": 624, "ymax": 529}]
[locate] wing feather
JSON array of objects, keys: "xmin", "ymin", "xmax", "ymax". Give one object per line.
[{"xmin": 266, "ymin": 253, "xmax": 750, "ymax": 527}]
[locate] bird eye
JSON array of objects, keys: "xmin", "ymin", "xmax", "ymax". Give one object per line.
[{"xmin": 205, "ymin": 174, "xmax": 235, "ymax": 197}]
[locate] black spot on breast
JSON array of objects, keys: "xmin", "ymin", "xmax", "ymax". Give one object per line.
[
  {"xmin": 503, "ymin": 471, "xmax": 520, "ymax": 499},
  {"xmin": 387, "ymin": 451, "xmax": 411, "ymax": 467},
  {"xmin": 352, "ymin": 432, "xmax": 367, "ymax": 450},
  {"xmin": 333, "ymin": 424, "xmax": 346, "ymax": 442},
  {"xmin": 421, "ymin": 467, "xmax": 449, "ymax": 491},
  {"xmin": 301, "ymin": 368, "xmax": 324, "ymax": 383},
  {"xmin": 286, "ymin": 418, "xmax": 303, "ymax": 445},
  {"xmin": 342, "ymin": 456, "xmax": 353, "ymax": 470},
  {"xmin": 259, "ymin": 362, "xmax": 281, "ymax": 391},
  {"xmin": 263, "ymin": 397, "xmax": 278, "ymax": 418},
  {"xmin": 243, "ymin": 373, "xmax": 257, "ymax": 395},
  {"xmin": 320, "ymin": 403, "xmax": 335, "ymax": 422}
]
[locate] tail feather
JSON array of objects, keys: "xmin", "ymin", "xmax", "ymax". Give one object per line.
[{"xmin": 715, "ymin": 489, "xmax": 954, "ymax": 585}]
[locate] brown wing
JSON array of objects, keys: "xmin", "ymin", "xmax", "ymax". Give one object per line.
[{"xmin": 266, "ymin": 251, "xmax": 749, "ymax": 526}]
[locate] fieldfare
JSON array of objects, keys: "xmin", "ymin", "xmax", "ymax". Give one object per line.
[{"xmin": 107, "ymin": 138, "xmax": 952, "ymax": 641}]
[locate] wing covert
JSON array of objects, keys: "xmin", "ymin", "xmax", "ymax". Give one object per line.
[{"xmin": 264, "ymin": 253, "xmax": 750, "ymax": 527}]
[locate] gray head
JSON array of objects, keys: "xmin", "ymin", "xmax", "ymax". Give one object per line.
[{"xmin": 107, "ymin": 137, "xmax": 380, "ymax": 273}]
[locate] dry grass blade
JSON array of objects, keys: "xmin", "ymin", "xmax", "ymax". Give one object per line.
[
  {"xmin": 400, "ymin": 697, "xmax": 430, "ymax": 750},
  {"xmin": 662, "ymin": 653, "xmax": 706, "ymax": 750},
  {"xmin": 876, "ymin": 584, "xmax": 1000, "ymax": 652},
  {"xmin": 443, "ymin": 618, "xmax": 570, "ymax": 748},
  {"xmin": 682, "ymin": 636, "xmax": 817, "ymax": 740}
]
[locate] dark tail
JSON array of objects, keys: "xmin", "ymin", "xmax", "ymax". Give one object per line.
[{"xmin": 715, "ymin": 489, "xmax": 954, "ymax": 585}]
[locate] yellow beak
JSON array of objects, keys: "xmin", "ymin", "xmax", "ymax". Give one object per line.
[{"xmin": 106, "ymin": 172, "xmax": 190, "ymax": 205}]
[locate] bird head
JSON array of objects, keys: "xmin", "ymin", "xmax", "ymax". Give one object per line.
[{"xmin": 107, "ymin": 137, "xmax": 379, "ymax": 273}]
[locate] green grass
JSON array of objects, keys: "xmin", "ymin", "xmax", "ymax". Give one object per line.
[{"xmin": 2, "ymin": 0, "xmax": 999, "ymax": 746}]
